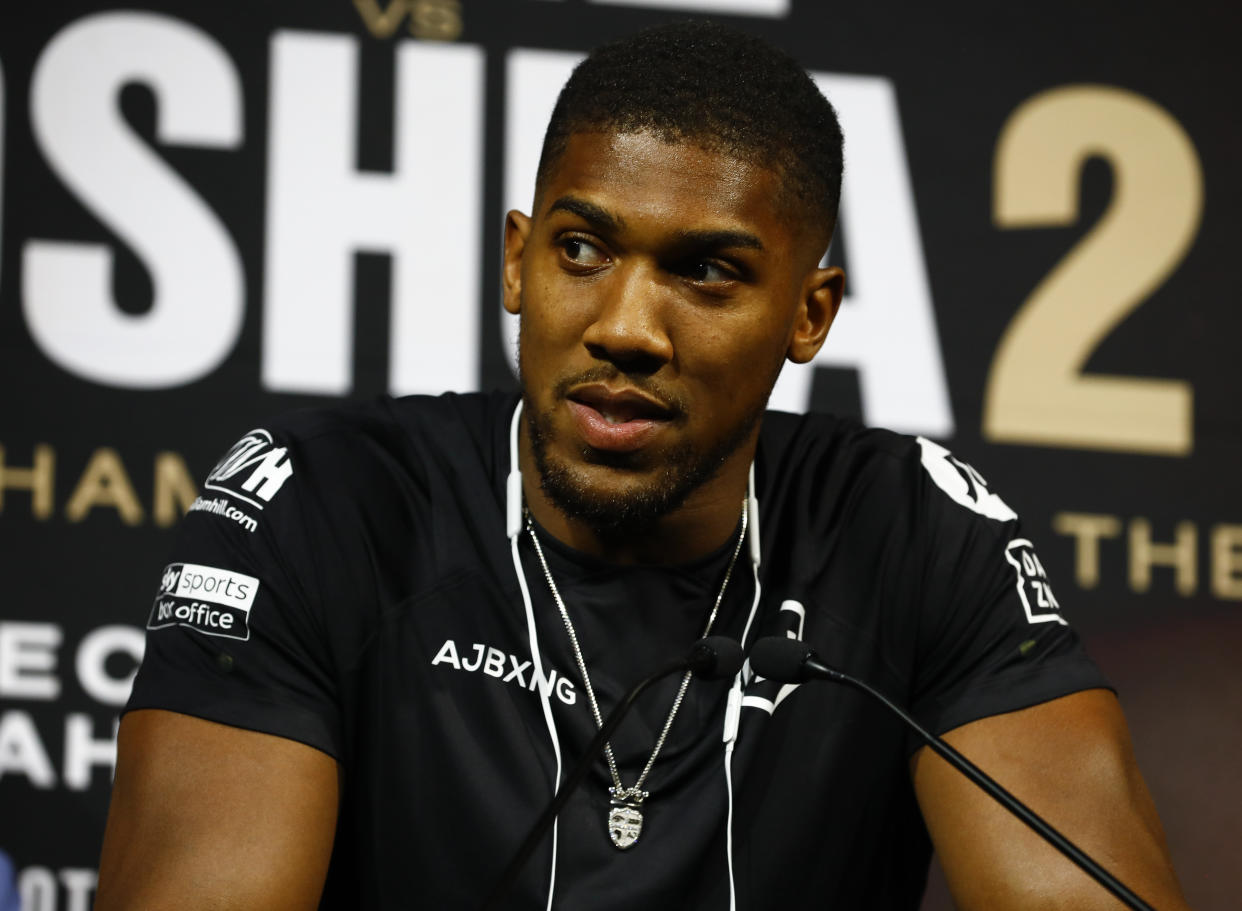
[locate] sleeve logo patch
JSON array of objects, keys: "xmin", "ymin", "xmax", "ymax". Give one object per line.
[
  {"xmin": 1005, "ymin": 540, "xmax": 1066, "ymax": 626},
  {"xmin": 916, "ymin": 437, "xmax": 1017, "ymax": 522},
  {"xmin": 204, "ymin": 429, "xmax": 294, "ymax": 511},
  {"xmin": 147, "ymin": 562, "xmax": 260, "ymax": 641}
]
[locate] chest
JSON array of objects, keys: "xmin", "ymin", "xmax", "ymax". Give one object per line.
[{"xmin": 324, "ymin": 560, "xmax": 925, "ymax": 909}]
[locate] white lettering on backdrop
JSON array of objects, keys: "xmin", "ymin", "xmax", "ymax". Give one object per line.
[
  {"xmin": 75, "ymin": 625, "xmax": 146, "ymax": 706},
  {"xmin": 263, "ymin": 33, "xmax": 484, "ymax": 396},
  {"xmin": 23, "ymin": 12, "xmax": 245, "ymax": 388},
  {"xmin": 0, "ymin": 710, "xmax": 121, "ymax": 791},
  {"xmin": 0, "ymin": 622, "xmax": 63, "ymax": 701},
  {"xmin": 14, "ymin": 17, "xmax": 952, "ymax": 435},
  {"xmin": 0, "ymin": 711, "xmax": 57, "ymax": 789},
  {"xmin": 768, "ymin": 73, "xmax": 953, "ymax": 437},
  {"xmin": 19, "ymin": 867, "xmax": 98, "ymax": 911},
  {"xmin": 0, "ymin": 621, "xmax": 145, "ymax": 792}
]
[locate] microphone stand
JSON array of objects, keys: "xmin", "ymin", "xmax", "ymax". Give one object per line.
[{"xmin": 799, "ymin": 652, "xmax": 1157, "ymax": 911}]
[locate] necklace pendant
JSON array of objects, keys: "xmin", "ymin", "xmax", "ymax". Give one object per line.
[
  {"xmin": 525, "ymin": 505, "xmax": 747, "ymax": 855},
  {"xmin": 607, "ymin": 800, "xmax": 644, "ymax": 850},
  {"xmin": 607, "ymin": 788, "xmax": 648, "ymax": 850}
]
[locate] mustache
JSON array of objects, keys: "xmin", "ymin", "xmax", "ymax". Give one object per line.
[{"xmin": 551, "ymin": 365, "xmax": 688, "ymax": 417}]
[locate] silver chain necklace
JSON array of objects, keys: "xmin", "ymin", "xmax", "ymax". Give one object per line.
[{"xmin": 524, "ymin": 504, "xmax": 748, "ymax": 850}]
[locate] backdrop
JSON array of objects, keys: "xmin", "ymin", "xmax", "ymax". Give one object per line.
[{"xmin": 1, "ymin": 1, "xmax": 1238, "ymax": 908}]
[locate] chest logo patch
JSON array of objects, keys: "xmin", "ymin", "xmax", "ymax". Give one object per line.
[{"xmin": 430, "ymin": 638, "xmax": 577, "ymax": 706}]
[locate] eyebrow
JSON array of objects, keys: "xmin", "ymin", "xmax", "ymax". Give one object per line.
[
  {"xmin": 547, "ymin": 195, "xmax": 765, "ymax": 253},
  {"xmin": 671, "ymin": 228, "xmax": 765, "ymax": 253},
  {"xmin": 547, "ymin": 196, "xmax": 624, "ymax": 233}
]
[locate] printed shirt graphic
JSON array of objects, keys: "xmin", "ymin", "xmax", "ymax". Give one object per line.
[
  {"xmin": 740, "ymin": 599, "xmax": 807, "ymax": 717},
  {"xmin": 126, "ymin": 393, "xmax": 1109, "ymax": 910},
  {"xmin": 1006, "ymin": 539, "xmax": 1066, "ymax": 625},
  {"xmin": 204, "ymin": 429, "xmax": 294, "ymax": 509},
  {"xmin": 917, "ymin": 436, "xmax": 1016, "ymax": 521},
  {"xmin": 147, "ymin": 562, "xmax": 260, "ymax": 640},
  {"xmin": 917, "ymin": 435, "xmax": 1065, "ymax": 627}
]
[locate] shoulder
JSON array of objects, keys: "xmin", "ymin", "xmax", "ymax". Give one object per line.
[
  {"xmin": 759, "ymin": 408, "xmax": 924, "ymax": 477},
  {"xmin": 203, "ymin": 390, "xmax": 513, "ymax": 501},
  {"xmin": 755, "ymin": 410, "xmax": 1029, "ymax": 596},
  {"xmin": 224, "ymin": 389, "xmax": 510, "ymax": 461},
  {"xmin": 757, "ymin": 409, "xmax": 918, "ymax": 518},
  {"xmin": 153, "ymin": 392, "xmax": 516, "ymax": 670},
  {"xmin": 759, "ymin": 409, "xmax": 1017, "ymax": 527}
]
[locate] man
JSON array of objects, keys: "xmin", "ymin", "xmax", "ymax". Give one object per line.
[{"xmin": 97, "ymin": 20, "xmax": 1189, "ymax": 910}]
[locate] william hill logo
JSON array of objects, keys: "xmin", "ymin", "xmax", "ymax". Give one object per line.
[
  {"xmin": 204, "ymin": 429, "xmax": 294, "ymax": 510},
  {"xmin": 148, "ymin": 562, "xmax": 261, "ymax": 641}
]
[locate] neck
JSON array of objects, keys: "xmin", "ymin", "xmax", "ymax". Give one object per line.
[{"xmin": 518, "ymin": 424, "xmax": 754, "ymax": 566}]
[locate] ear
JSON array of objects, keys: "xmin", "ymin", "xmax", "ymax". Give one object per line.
[
  {"xmin": 502, "ymin": 210, "xmax": 532, "ymax": 315},
  {"xmin": 787, "ymin": 266, "xmax": 845, "ymax": 364}
]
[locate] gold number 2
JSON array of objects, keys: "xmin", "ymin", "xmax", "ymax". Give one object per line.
[{"xmin": 984, "ymin": 85, "xmax": 1203, "ymax": 455}]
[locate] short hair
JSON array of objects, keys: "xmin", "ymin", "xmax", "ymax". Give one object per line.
[{"xmin": 536, "ymin": 20, "xmax": 844, "ymax": 244}]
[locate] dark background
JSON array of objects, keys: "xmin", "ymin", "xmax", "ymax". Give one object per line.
[{"xmin": 1, "ymin": 1, "xmax": 1238, "ymax": 907}]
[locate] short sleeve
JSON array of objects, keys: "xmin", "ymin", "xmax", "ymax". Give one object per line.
[
  {"xmin": 906, "ymin": 437, "xmax": 1111, "ymax": 742},
  {"xmin": 125, "ymin": 424, "xmax": 342, "ymax": 759}
]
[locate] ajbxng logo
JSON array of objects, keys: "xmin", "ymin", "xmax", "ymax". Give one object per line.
[{"xmin": 147, "ymin": 562, "xmax": 261, "ymax": 640}]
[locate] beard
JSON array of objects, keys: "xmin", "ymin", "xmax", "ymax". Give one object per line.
[{"xmin": 522, "ymin": 363, "xmax": 769, "ymax": 535}]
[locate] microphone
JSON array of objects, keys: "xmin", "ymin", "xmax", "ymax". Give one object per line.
[
  {"xmin": 483, "ymin": 636, "xmax": 743, "ymax": 909},
  {"xmin": 748, "ymin": 637, "xmax": 1156, "ymax": 911},
  {"xmin": 684, "ymin": 634, "xmax": 746, "ymax": 680}
]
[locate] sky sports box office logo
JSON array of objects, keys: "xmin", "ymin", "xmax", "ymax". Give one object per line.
[{"xmin": 147, "ymin": 562, "xmax": 260, "ymax": 641}]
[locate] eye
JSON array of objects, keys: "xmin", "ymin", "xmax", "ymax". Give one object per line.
[
  {"xmin": 560, "ymin": 236, "xmax": 608, "ymax": 267},
  {"xmin": 681, "ymin": 259, "xmax": 739, "ymax": 285}
]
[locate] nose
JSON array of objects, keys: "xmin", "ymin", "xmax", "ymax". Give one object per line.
[{"xmin": 581, "ymin": 263, "xmax": 675, "ymax": 372}]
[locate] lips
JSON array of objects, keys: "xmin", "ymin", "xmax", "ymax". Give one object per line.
[{"xmin": 565, "ymin": 384, "xmax": 676, "ymax": 452}]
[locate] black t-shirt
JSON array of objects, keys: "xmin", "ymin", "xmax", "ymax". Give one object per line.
[{"xmin": 126, "ymin": 391, "xmax": 1109, "ymax": 909}]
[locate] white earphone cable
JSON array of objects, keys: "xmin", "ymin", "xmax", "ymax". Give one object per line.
[
  {"xmin": 508, "ymin": 402, "xmax": 562, "ymax": 911},
  {"xmin": 724, "ymin": 470, "xmax": 764, "ymax": 911}
]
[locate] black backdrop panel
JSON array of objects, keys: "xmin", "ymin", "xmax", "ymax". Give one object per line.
[{"xmin": 1, "ymin": 2, "xmax": 1239, "ymax": 908}]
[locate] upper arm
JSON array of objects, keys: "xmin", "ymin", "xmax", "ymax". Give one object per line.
[
  {"xmin": 96, "ymin": 709, "xmax": 339, "ymax": 911},
  {"xmin": 912, "ymin": 689, "xmax": 1189, "ymax": 911}
]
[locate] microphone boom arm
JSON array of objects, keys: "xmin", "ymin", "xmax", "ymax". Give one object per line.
[{"xmin": 803, "ymin": 655, "xmax": 1157, "ymax": 911}]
